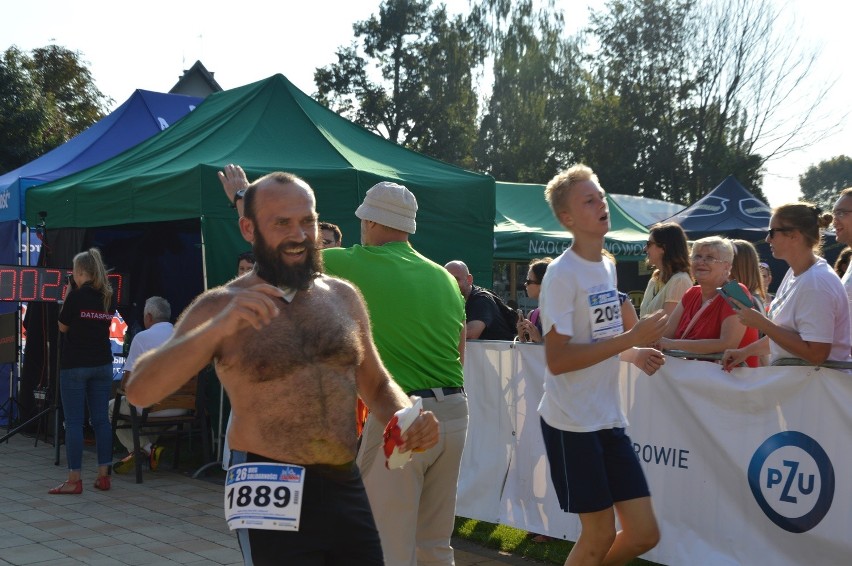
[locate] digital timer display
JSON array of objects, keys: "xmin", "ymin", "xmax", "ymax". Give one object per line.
[{"xmin": 0, "ymin": 265, "xmax": 124, "ymax": 304}]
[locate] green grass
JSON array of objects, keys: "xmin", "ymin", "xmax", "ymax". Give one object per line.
[{"xmin": 453, "ymin": 517, "xmax": 661, "ymax": 565}]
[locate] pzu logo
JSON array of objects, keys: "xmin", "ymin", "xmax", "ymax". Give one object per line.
[{"xmin": 748, "ymin": 431, "xmax": 834, "ymax": 533}]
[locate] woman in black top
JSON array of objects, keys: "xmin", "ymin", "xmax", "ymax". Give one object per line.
[{"xmin": 49, "ymin": 248, "xmax": 115, "ymax": 494}]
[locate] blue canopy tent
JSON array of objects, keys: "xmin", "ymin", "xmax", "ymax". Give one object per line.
[
  {"xmin": 663, "ymin": 175, "xmax": 771, "ymax": 241},
  {"xmin": 0, "ymin": 90, "xmax": 202, "ymax": 425},
  {"xmin": 0, "ymin": 89, "xmax": 203, "ymax": 227}
]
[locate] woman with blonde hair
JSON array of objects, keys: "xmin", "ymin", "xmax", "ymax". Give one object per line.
[
  {"xmin": 730, "ymin": 239, "xmax": 768, "ymax": 314},
  {"xmin": 49, "ymin": 248, "xmax": 115, "ymax": 494},
  {"xmin": 724, "ymin": 203, "xmax": 852, "ymax": 369},
  {"xmin": 640, "ymin": 222, "xmax": 692, "ymax": 317}
]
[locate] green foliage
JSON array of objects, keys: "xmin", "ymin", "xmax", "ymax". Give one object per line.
[
  {"xmin": 314, "ymin": 0, "xmax": 483, "ymax": 169},
  {"xmin": 584, "ymin": 0, "xmax": 768, "ymax": 203},
  {"xmin": 799, "ymin": 155, "xmax": 852, "ymax": 210},
  {"xmin": 473, "ymin": 1, "xmax": 587, "ymax": 182},
  {"xmin": 0, "ymin": 45, "xmax": 109, "ymax": 174},
  {"xmin": 314, "ymin": 0, "xmax": 820, "ymax": 205},
  {"xmin": 453, "ymin": 516, "xmax": 661, "ymax": 565}
]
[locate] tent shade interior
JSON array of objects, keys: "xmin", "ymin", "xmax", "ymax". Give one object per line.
[
  {"xmin": 25, "ymin": 74, "xmax": 496, "ymax": 288},
  {"xmin": 609, "ymin": 193, "xmax": 685, "ymax": 227},
  {"xmin": 494, "ymin": 182, "xmax": 649, "ymax": 262}
]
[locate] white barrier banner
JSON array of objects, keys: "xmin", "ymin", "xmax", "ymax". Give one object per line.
[{"xmin": 458, "ymin": 342, "xmax": 852, "ymax": 565}]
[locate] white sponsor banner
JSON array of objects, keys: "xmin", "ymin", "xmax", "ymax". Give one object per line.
[{"xmin": 458, "ymin": 342, "xmax": 852, "ymax": 565}]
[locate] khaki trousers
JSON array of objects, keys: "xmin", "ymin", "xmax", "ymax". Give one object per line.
[{"xmin": 357, "ymin": 391, "xmax": 469, "ymax": 566}]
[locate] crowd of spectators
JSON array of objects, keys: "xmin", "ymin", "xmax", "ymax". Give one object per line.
[{"xmin": 470, "ymin": 197, "xmax": 852, "ymax": 374}]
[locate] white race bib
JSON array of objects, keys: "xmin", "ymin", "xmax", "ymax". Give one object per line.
[
  {"xmin": 588, "ymin": 289, "xmax": 623, "ymax": 341},
  {"xmin": 224, "ymin": 462, "xmax": 306, "ymax": 531}
]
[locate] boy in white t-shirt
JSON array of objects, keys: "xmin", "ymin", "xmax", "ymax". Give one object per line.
[{"xmin": 538, "ymin": 165, "xmax": 668, "ymax": 566}]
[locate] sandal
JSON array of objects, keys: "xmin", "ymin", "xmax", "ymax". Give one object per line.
[
  {"xmin": 93, "ymin": 475, "xmax": 111, "ymax": 491},
  {"xmin": 48, "ymin": 480, "xmax": 83, "ymax": 495}
]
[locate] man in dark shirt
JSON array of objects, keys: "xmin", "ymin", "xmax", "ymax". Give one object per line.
[{"xmin": 444, "ymin": 260, "xmax": 516, "ymax": 340}]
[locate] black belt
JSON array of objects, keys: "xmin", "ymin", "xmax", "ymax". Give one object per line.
[{"xmin": 407, "ymin": 387, "xmax": 465, "ymax": 398}]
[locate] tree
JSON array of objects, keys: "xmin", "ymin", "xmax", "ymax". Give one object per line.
[
  {"xmin": 582, "ymin": 0, "xmax": 829, "ymax": 205},
  {"xmin": 314, "ymin": 0, "xmax": 484, "ymax": 168},
  {"xmin": 585, "ymin": 0, "xmax": 696, "ymax": 200},
  {"xmin": 472, "ymin": 0, "xmax": 587, "ymax": 182},
  {"xmin": 799, "ymin": 156, "xmax": 852, "ymax": 210},
  {"xmin": 0, "ymin": 45, "xmax": 109, "ymax": 174}
]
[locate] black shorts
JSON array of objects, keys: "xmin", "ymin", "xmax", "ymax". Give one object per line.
[
  {"xmin": 231, "ymin": 451, "xmax": 383, "ymax": 566},
  {"xmin": 540, "ymin": 418, "xmax": 650, "ymax": 514}
]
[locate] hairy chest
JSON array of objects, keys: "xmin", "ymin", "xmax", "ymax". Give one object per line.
[{"xmin": 235, "ymin": 294, "xmax": 364, "ymax": 382}]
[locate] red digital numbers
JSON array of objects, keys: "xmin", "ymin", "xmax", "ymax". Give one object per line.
[
  {"xmin": 0, "ymin": 265, "xmax": 124, "ymax": 304},
  {"xmin": 108, "ymin": 273, "xmax": 123, "ymax": 305},
  {"xmin": 41, "ymin": 269, "xmax": 64, "ymax": 301},
  {"xmin": 0, "ymin": 268, "xmax": 16, "ymax": 301}
]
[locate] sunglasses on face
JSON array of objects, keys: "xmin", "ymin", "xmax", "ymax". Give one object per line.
[{"xmin": 766, "ymin": 227, "xmax": 795, "ymax": 239}]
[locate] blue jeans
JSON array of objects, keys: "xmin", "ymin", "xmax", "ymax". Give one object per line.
[{"xmin": 59, "ymin": 364, "xmax": 114, "ymax": 470}]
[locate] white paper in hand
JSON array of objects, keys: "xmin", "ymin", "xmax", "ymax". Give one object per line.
[{"xmin": 382, "ymin": 396, "xmax": 423, "ymax": 470}]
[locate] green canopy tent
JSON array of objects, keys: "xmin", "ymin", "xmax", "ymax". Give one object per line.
[
  {"xmin": 24, "ymin": 74, "xmax": 495, "ymax": 470},
  {"xmin": 494, "ymin": 182, "xmax": 649, "ymax": 262},
  {"xmin": 25, "ymin": 74, "xmax": 496, "ymax": 290}
]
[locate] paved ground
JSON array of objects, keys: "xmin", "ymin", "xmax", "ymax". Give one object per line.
[{"xmin": 0, "ymin": 431, "xmax": 536, "ymax": 565}]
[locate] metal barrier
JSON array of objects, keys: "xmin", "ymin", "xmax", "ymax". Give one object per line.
[
  {"xmin": 771, "ymin": 357, "xmax": 852, "ymax": 371},
  {"xmin": 665, "ymin": 350, "xmax": 724, "ymax": 362}
]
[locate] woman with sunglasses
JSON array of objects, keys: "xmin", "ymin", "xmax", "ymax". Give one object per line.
[
  {"xmin": 723, "ymin": 203, "xmax": 852, "ymax": 370},
  {"xmin": 658, "ymin": 236, "xmax": 760, "ymax": 366},
  {"xmin": 639, "ymin": 222, "xmax": 692, "ymax": 317},
  {"xmin": 516, "ymin": 257, "xmax": 553, "ymax": 342}
]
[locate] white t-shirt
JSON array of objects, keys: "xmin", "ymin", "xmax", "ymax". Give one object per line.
[
  {"xmin": 768, "ymin": 258, "xmax": 852, "ymax": 364},
  {"xmin": 124, "ymin": 321, "xmax": 174, "ymax": 372},
  {"xmin": 537, "ymin": 249, "xmax": 627, "ymax": 432},
  {"xmin": 841, "ymin": 262, "xmax": 852, "ymax": 319}
]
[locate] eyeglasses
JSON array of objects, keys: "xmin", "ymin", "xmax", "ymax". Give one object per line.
[
  {"xmin": 690, "ymin": 254, "xmax": 725, "ymax": 265},
  {"xmin": 833, "ymin": 209, "xmax": 852, "ymax": 219},
  {"xmin": 766, "ymin": 227, "xmax": 795, "ymax": 239},
  {"xmin": 524, "ymin": 279, "xmax": 539, "ymax": 286}
]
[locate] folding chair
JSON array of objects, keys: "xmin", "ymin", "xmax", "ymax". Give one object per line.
[{"xmin": 111, "ymin": 372, "xmax": 211, "ymax": 484}]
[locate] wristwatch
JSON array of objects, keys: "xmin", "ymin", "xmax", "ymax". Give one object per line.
[{"xmin": 231, "ymin": 188, "xmax": 246, "ymax": 208}]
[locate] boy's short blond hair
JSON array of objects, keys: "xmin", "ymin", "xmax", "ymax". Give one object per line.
[{"xmin": 544, "ymin": 164, "xmax": 600, "ymax": 218}]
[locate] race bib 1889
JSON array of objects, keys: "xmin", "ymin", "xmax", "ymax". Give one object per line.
[{"xmin": 224, "ymin": 462, "xmax": 305, "ymax": 531}]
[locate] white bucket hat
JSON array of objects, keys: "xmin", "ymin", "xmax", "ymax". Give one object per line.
[{"xmin": 355, "ymin": 181, "xmax": 418, "ymax": 234}]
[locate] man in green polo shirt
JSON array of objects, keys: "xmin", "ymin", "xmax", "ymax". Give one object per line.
[{"xmin": 323, "ymin": 182, "xmax": 467, "ymax": 566}]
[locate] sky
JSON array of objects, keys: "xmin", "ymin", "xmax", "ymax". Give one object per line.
[{"xmin": 5, "ymin": 0, "xmax": 849, "ymax": 207}]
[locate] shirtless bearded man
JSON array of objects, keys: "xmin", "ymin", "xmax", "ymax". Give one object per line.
[{"xmin": 126, "ymin": 172, "xmax": 439, "ymax": 566}]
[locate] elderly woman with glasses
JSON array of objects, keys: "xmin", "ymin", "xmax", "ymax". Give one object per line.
[
  {"xmin": 657, "ymin": 236, "xmax": 760, "ymax": 366},
  {"xmin": 640, "ymin": 222, "xmax": 693, "ymax": 317},
  {"xmin": 723, "ymin": 203, "xmax": 852, "ymax": 370}
]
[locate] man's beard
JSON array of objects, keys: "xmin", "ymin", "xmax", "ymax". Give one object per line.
[{"xmin": 253, "ymin": 229, "xmax": 323, "ymax": 290}]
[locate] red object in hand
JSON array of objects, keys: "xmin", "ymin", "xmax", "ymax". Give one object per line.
[{"xmin": 382, "ymin": 397, "xmax": 423, "ymax": 469}]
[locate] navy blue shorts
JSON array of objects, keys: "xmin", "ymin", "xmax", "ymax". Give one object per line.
[
  {"xmin": 231, "ymin": 451, "xmax": 383, "ymax": 566},
  {"xmin": 540, "ymin": 418, "xmax": 650, "ymax": 514}
]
